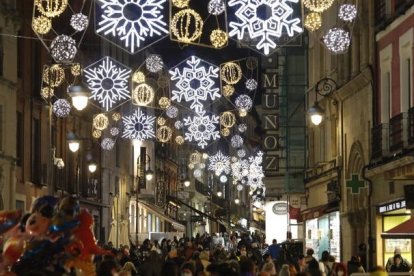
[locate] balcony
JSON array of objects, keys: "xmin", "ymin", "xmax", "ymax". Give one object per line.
[
  {"xmin": 389, "ymin": 113, "xmax": 404, "ymax": 152},
  {"xmin": 195, "ymin": 179, "xmax": 210, "ymax": 197}
]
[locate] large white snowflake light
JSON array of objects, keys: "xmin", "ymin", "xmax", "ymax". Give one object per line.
[
  {"xmin": 183, "ymin": 111, "xmax": 220, "ymax": 149},
  {"xmin": 84, "ymin": 56, "xmax": 131, "ymax": 112},
  {"xmin": 122, "ymin": 109, "xmax": 156, "ymax": 140},
  {"xmin": 95, "ymin": 0, "xmax": 169, "ymax": 54},
  {"xmin": 228, "ymin": 0, "xmax": 303, "ymax": 55},
  {"xmin": 170, "ymin": 56, "xmax": 221, "ymax": 113},
  {"xmin": 208, "ymin": 151, "xmax": 231, "ymax": 175},
  {"xmin": 231, "ymin": 158, "xmax": 249, "ymax": 181}
]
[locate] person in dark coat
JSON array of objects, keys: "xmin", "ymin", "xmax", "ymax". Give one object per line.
[{"xmin": 390, "ymin": 254, "xmax": 411, "ymax": 272}]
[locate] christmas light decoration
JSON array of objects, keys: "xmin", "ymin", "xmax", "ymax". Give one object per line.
[
  {"xmin": 172, "ymin": 0, "xmax": 189, "ymax": 8},
  {"xmin": 188, "ymin": 163, "xmax": 195, "ymax": 169},
  {"xmin": 35, "ymin": 0, "xmax": 68, "ymax": 18},
  {"xmin": 237, "ymin": 149, "xmax": 246, "ymax": 158},
  {"xmin": 303, "ymin": 0, "xmax": 334, "ymax": 13},
  {"xmin": 228, "ymin": 0, "xmax": 303, "ymax": 55},
  {"xmin": 239, "ymin": 109, "xmax": 248, "ymax": 117},
  {"xmin": 238, "ymin": 124, "xmax": 247, "ymax": 133},
  {"xmin": 159, "ymin": 97, "xmax": 171, "ymax": 109},
  {"xmin": 101, "ymin": 137, "xmax": 115, "ymax": 150},
  {"xmin": 96, "ymin": 0, "xmax": 169, "ymax": 54},
  {"xmin": 210, "ymin": 29, "xmax": 228, "ymax": 48},
  {"xmin": 93, "ymin": 113, "xmax": 109, "ymax": 130},
  {"xmin": 231, "ymin": 156, "xmax": 238, "ymax": 163},
  {"xmin": 323, "ymin": 27, "xmax": 350, "ymax": 54},
  {"xmin": 235, "ymin": 95, "xmax": 253, "ymax": 110},
  {"xmin": 71, "ymin": 63, "xmax": 81, "ymax": 76},
  {"xmin": 157, "ymin": 126, "xmax": 172, "ymax": 142},
  {"xmin": 183, "ymin": 112, "xmax": 220, "ymax": 148},
  {"xmin": 170, "ymin": 56, "xmax": 220, "ymax": 112},
  {"xmin": 32, "ymin": 16, "xmax": 52, "ymax": 34},
  {"xmin": 132, "ymin": 83, "xmax": 155, "ymax": 106},
  {"xmin": 220, "ymin": 111, "xmax": 236, "ymax": 128},
  {"xmin": 338, "ymin": 4, "xmax": 357, "ymax": 22},
  {"xmin": 112, "ymin": 112, "xmax": 122, "ymax": 121},
  {"xmin": 110, "ymin": 127, "xmax": 120, "ymax": 136},
  {"xmin": 145, "ymin": 54, "xmax": 164, "ymax": 73},
  {"xmin": 122, "ymin": 109, "xmax": 156, "ymax": 140},
  {"xmin": 43, "ymin": 65, "xmax": 65, "ymax": 88},
  {"xmin": 92, "ymin": 129, "xmax": 102, "ymax": 139},
  {"xmin": 221, "ymin": 128, "xmax": 230, "ymax": 136},
  {"xmin": 304, "ymin": 12, "xmax": 322, "ymax": 32},
  {"xmin": 236, "ymin": 184, "xmax": 243, "ymax": 191},
  {"xmin": 157, "ymin": 117, "xmax": 166, "ymax": 126},
  {"xmin": 52, "ymin": 99, "xmax": 71, "ymax": 117},
  {"xmin": 208, "ymin": 151, "xmax": 231, "ymax": 175},
  {"xmin": 190, "ymin": 152, "xmax": 201, "ymax": 164},
  {"xmin": 171, "ymin": 9, "xmax": 203, "ymax": 43},
  {"xmin": 50, "ymin": 35, "xmax": 77, "ymax": 64},
  {"xmin": 208, "ymin": 0, "xmax": 226, "ymax": 15},
  {"xmin": 84, "ymin": 56, "xmax": 131, "ymax": 111},
  {"xmin": 166, "ymin": 105, "xmax": 179, "ymax": 118},
  {"xmin": 174, "ymin": 120, "xmax": 183, "ymax": 130},
  {"xmin": 193, "ymin": 169, "xmax": 202, "ymax": 178},
  {"xmin": 132, "ymin": 71, "xmax": 145, "ymax": 83},
  {"xmin": 231, "ymin": 159, "xmax": 249, "ymax": 180},
  {"xmin": 223, "ymin": 85, "xmax": 235, "ymax": 97},
  {"xmin": 245, "ymin": 78, "xmax": 258, "ymax": 91},
  {"xmin": 175, "ymin": 135, "xmax": 184, "ymax": 144},
  {"xmin": 220, "ymin": 175, "xmax": 228, "ymax": 183},
  {"xmin": 70, "ymin": 13, "xmax": 89, "ymax": 32},
  {"xmin": 231, "ymin": 134, "xmax": 243, "ymax": 148},
  {"xmin": 202, "ymin": 153, "xmax": 209, "ymax": 159},
  {"xmin": 221, "ymin": 62, "xmax": 242, "ymax": 85},
  {"xmin": 41, "ymin": 87, "xmax": 54, "ymax": 100}
]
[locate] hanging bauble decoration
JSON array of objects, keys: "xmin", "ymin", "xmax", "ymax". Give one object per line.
[
  {"xmin": 43, "ymin": 64, "xmax": 65, "ymax": 88},
  {"xmin": 174, "ymin": 120, "xmax": 183, "ymax": 130},
  {"xmin": 70, "ymin": 13, "xmax": 89, "ymax": 32},
  {"xmin": 188, "ymin": 163, "xmax": 195, "ymax": 169},
  {"xmin": 220, "ymin": 175, "xmax": 228, "ymax": 183},
  {"xmin": 220, "ymin": 111, "xmax": 236, "ymax": 128},
  {"xmin": 338, "ymin": 4, "xmax": 357, "ymax": 22},
  {"xmin": 171, "ymin": 9, "xmax": 204, "ymax": 43},
  {"xmin": 210, "ymin": 29, "xmax": 228, "ymax": 48},
  {"xmin": 245, "ymin": 78, "xmax": 258, "ymax": 91},
  {"xmin": 221, "ymin": 127, "xmax": 230, "ymax": 137},
  {"xmin": 221, "ymin": 62, "xmax": 242, "ymax": 84},
  {"xmin": 239, "ymin": 109, "xmax": 248, "ymax": 117},
  {"xmin": 237, "ymin": 149, "xmax": 246, "ymax": 158},
  {"xmin": 175, "ymin": 135, "xmax": 184, "ymax": 145},
  {"xmin": 32, "ymin": 16, "xmax": 52, "ymax": 34},
  {"xmin": 222, "ymin": 85, "xmax": 235, "ymax": 97},
  {"xmin": 92, "ymin": 129, "xmax": 102, "ymax": 139},
  {"xmin": 159, "ymin": 97, "xmax": 171, "ymax": 109},
  {"xmin": 208, "ymin": 0, "xmax": 226, "ymax": 15},
  {"xmin": 194, "ymin": 169, "xmax": 202, "ymax": 178},
  {"xmin": 235, "ymin": 94, "xmax": 253, "ymax": 110},
  {"xmin": 41, "ymin": 87, "xmax": 54, "ymax": 100},
  {"xmin": 52, "ymin": 99, "xmax": 71, "ymax": 117},
  {"xmin": 132, "ymin": 71, "xmax": 145, "ymax": 84},
  {"xmin": 237, "ymin": 184, "xmax": 244, "ymax": 191},
  {"xmin": 93, "ymin": 113, "xmax": 109, "ymax": 130},
  {"xmin": 70, "ymin": 63, "xmax": 81, "ymax": 76},
  {"xmin": 238, "ymin": 124, "xmax": 247, "ymax": 133},
  {"xmin": 172, "ymin": 0, "xmax": 190, "ymax": 8},
  {"xmin": 231, "ymin": 134, "xmax": 243, "ymax": 148},
  {"xmin": 132, "ymin": 83, "xmax": 155, "ymax": 106},
  {"xmin": 304, "ymin": 12, "xmax": 322, "ymax": 32},
  {"xmin": 323, "ymin": 27, "xmax": 351, "ymax": 54},
  {"xmin": 157, "ymin": 126, "xmax": 172, "ymax": 143},
  {"xmin": 110, "ymin": 127, "xmax": 120, "ymax": 136},
  {"xmin": 145, "ymin": 55, "xmax": 164, "ymax": 73},
  {"xmin": 190, "ymin": 152, "xmax": 201, "ymax": 164},
  {"xmin": 166, "ymin": 105, "xmax": 179, "ymax": 118},
  {"xmin": 50, "ymin": 35, "xmax": 77, "ymax": 64},
  {"xmin": 101, "ymin": 137, "xmax": 115, "ymax": 150},
  {"xmin": 157, "ymin": 117, "xmax": 166, "ymax": 126},
  {"xmin": 112, "ymin": 112, "xmax": 121, "ymax": 122},
  {"xmin": 303, "ymin": 0, "xmax": 335, "ymax": 13},
  {"xmin": 35, "ymin": 0, "xmax": 68, "ymax": 18}
]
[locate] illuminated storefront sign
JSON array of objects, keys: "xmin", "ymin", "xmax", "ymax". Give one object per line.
[{"xmin": 378, "ymin": 199, "xmax": 406, "ymax": 214}]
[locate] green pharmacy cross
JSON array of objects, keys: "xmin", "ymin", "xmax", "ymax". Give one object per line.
[{"xmin": 346, "ymin": 174, "xmax": 365, "ymax": 194}]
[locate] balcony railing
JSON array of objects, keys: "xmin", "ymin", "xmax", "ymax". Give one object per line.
[
  {"xmin": 195, "ymin": 180, "xmax": 210, "ymax": 197},
  {"xmin": 371, "ymin": 124, "xmax": 385, "ymax": 159},
  {"xmin": 389, "ymin": 113, "xmax": 404, "ymax": 152}
]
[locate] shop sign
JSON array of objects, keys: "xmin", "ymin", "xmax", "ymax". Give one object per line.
[
  {"xmin": 378, "ymin": 199, "xmax": 406, "ymax": 214},
  {"xmin": 272, "ymin": 202, "xmax": 288, "ymax": 215},
  {"xmin": 191, "ymin": 215, "xmax": 204, "ymax": 222}
]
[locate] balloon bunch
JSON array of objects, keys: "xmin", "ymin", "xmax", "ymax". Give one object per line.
[{"xmin": 0, "ymin": 195, "xmax": 111, "ymax": 275}]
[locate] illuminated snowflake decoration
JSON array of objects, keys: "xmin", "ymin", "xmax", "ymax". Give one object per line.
[
  {"xmin": 208, "ymin": 0, "xmax": 226, "ymax": 15},
  {"xmin": 238, "ymin": 123, "xmax": 247, "ymax": 133},
  {"xmin": 95, "ymin": 0, "xmax": 169, "ymax": 54},
  {"xmin": 146, "ymin": 54, "xmax": 164, "ymax": 73},
  {"xmin": 110, "ymin": 127, "xmax": 120, "ymax": 136},
  {"xmin": 245, "ymin": 78, "xmax": 258, "ymax": 91},
  {"xmin": 84, "ymin": 56, "xmax": 131, "ymax": 112},
  {"xmin": 247, "ymin": 151, "xmax": 264, "ymax": 186},
  {"xmin": 237, "ymin": 148, "xmax": 246, "ymax": 158},
  {"xmin": 166, "ymin": 105, "xmax": 179, "ymax": 118},
  {"xmin": 50, "ymin": 35, "xmax": 77, "ymax": 64},
  {"xmin": 101, "ymin": 137, "xmax": 115, "ymax": 150},
  {"xmin": 231, "ymin": 134, "xmax": 244, "ymax": 148},
  {"xmin": 338, "ymin": 4, "xmax": 357, "ymax": 22},
  {"xmin": 174, "ymin": 120, "xmax": 183, "ymax": 130},
  {"xmin": 208, "ymin": 151, "xmax": 231, "ymax": 175},
  {"xmin": 235, "ymin": 95, "xmax": 253, "ymax": 110},
  {"xmin": 323, "ymin": 28, "xmax": 350, "ymax": 54},
  {"xmin": 70, "ymin": 13, "xmax": 89, "ymax": 31},
  {"xmin": 122, "ymin": 109, "xmax": 156, "ymax": 140},
  {"xmin": 52, "ymin": 99, "xmax": 71, "ymax": 117},
  {"xmin": 228, "ymin": 0, "xmax": 303, "ymax": 55},
  {"xmin": 183, "ymin": 112, "xmax": 220, "ymax": 149},
  {"xmin": 231, "ymin": 159, "xmax": 249, "ymax": 181},
  {"xmin": 170, "ymin": 56, "xmax": 221, "ymax": 113}
]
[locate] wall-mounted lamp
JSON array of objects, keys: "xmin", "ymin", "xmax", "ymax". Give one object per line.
[
  {"xmin": 145, "ymin": 169, "xmax": 154, "ymax": 181},
  {"xmin": 67, "ymin": 77, "xmax": 91, "ymax": 111},
  {"xmin": 88, "ymin": 162, "xmax": 97, "ymax": 173},
  {"xmin": 183, "ymin": 177, "xmax": 191, "ymax": 187},
  {"xmin": 67, "ymin": 131, "xmax": 81, "ymax": 153},
  {"xmin": 307, "ymin": 77, "xmax": 338, "ymax": 126}
]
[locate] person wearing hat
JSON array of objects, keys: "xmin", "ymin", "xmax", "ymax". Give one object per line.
[{"xmin": 386, "ymin": 247, "xmax": 412, "ymax": 272}]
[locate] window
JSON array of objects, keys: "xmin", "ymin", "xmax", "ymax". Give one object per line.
[
  {"xmin": 147, "ymin": 213, "xmax": 152, "ymax": 232},
  {"xmin": 380, "ymin": 45, "xmax": 392, "ymax": 123},
  {"xmin": 16, "ymin": 111, "xmax": 23, "ymax": 166},
  {"xmin": 31, "ymin": 118, "xmax": 41, "ymax": 184}
]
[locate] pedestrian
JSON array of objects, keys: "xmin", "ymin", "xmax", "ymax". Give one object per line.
[
  {"xmin": 385, "ymin": 247, "xmax": 412, "ymax": 272},
  {"xmin": 390, "ymin": 254, "xmax": 411, "ymax": 272},
  {"xmin": 334, "ymin": 262, "xmax": 347, "ymax": 276},
  {"xmin": 305, "ymin": 248, "xmax": 316, "ymax": 264},
  {"xmin": 347, "ymin": 255, "xmax": 365, "ymax": 275},
  {"xmin": 268, "ymin": 239, "xmax": 282, "ymax": 261}
]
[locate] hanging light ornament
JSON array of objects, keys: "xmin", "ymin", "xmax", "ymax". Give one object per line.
[
  {"xmin": 175, "ymin": 135, "xmax": 184, "ymax": 145},
  {"xmin": 52, "ymin": 99, "xmax": 71, "ymax": 117},
  {"xmin": 245, "ymin": 79, "xmax": 258, "ymax": 91},
  {"xmin": 188, "ymin": 163, "xmax": 195, "ymax": 169},
  {"xmin": 338, "ymin": 4, "xmax": 357, "ymax": 22},
  {"xmin": 174, "ymin": 120, "xmax": 183, "ymax": 130},
  {"xmin": 237, "ymin": 148, "xmax": 246, "ymax": 158},
  {"xmin": 71, "ymin": 63, "xmax": 81, "ymax": 76},
  {"xmin": 236, "ymin": 184, "xmax": 244, "ymax": 191},
  {"xmin": 41, "ymin": 87, "xmax": 54, "ymax": 100},
  {"xmin": 101, "ymin": 137, "xmax": 115, "ymax": 150},
  {"xmin": 43, "ymin": 65, "xmax": 65, "ymax": 88},
  {"xmin": 159, "ymin": 97, "xmax": 171, "ymax": 109},
  {"xmin": 238, "ymin": 123, "xmax": 247, "ymax": 133},
  {"xmin": 112, "ymin": 112, "xmax": 121, "ymax": 121},
  {"xmin": 35, "ymin": 0, "xmax": 68, "ymax": 17},
  {"xmin": 231, "ymin": 134, "xmax": 244, "ymax": 148},
  {"xmin": 32, "ymin": 16, "xmax": 52, "ymax": 34},
  {"xmin": 199, "ymin": 163, "xmax": 206, "ymax": 169},
  {"xmin": 157, "ymin": 117, "xmax": 166, "ymax": 126},
  {"xmin": 93, "ymin": 113, "xmax": 109, "ymax": 130},
  {"xmin": 220, "ymin": 175, "xmax": 228, "ymax": 183},
  {"xmin": 110, "ymin": 127, "xmax": 120, "ymax": 136},
  {"xmin": 146, "ymin": 55, "xmax": 164, "ymax": 73},
  {"xmin": 50, "ymin": 35, "xmax": 77, "ymax": 64},
  {"xmin": 193, "ymin": 169, "xmax": 202, "ymax": 178},
  {"xmin": 202, "ymin": 153, "xmax": 209, "ymax": 159},
  {"xmin": 304, "ymin": 12, "xmax": 322, "ymax": 32},
  {"xmin": 166, "ymin": 105, "xmax": 179, "ymax": 118},
  {"xmin": 190, "ymin": 152, "xmax": 202, "ymax": 164},
  {"xmin": 303, "ymin": 0, "xmax": 335, "ymax": 13},
  {"xmin": 132, "ymin": 83, "xmax": 155, "ymax": 106},
  {"xmin": 221, "ymin": 127, "xmax": 230, "ymax": 137},
  {"xmin": 220, "ymin": 111, "xmax": 236, "ymax": 128},
  {"xmin": 132, "ymin": 71, "xmax": 145, "ymax": 84},
  {"xmin": 239, "ymin": 109, "xmax": 248, "ymax": 117},
  {"xmin": 172, "ymin": 0, "xmax": 190, "ymax": 8},
  {"xmin": 92, "ymin": 129, "xmax": 102, "ymax": 139},
  {"xmin": 235, "ymin": 95, "xmax": 253, "ymax": 111},
  {"xmin": 210, "ymin": 29, "xmax": 228, "ymax": 48},
  {"xmin": 323, "ymin": 27, "xmax": 351, "ymax": 54},
  {"xmin": 208, "ymin": 0, "xmax": 226, "ymax": 15},
  {"xmin": 171, "ymin": 9, "xmax": 204, "ymax": 43},
  {"xmin": 70, "ymin": 13, "xmax": 89, "ymax": 31},
  {"xmin": 221, "ymin": 62, "xmax": 242, "ymax": 84},
  {"xmin": 223, "ymin": 85, "xmax": 235, "ymax": 97},
  {"xmin": 157, "ymin": 126, "xmax": 172, "ymax": 143}
]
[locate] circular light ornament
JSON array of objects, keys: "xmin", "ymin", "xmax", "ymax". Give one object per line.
[
  {"xmin": 338, "ymin": 4, "xmax": 357, "ymax": 22},
  {"xmin": 220, "ymin": 111, "xmax": 236, "ymax": 128},
  {"xmin": 43, "ymin": 65, "xmax": 65, "ymax": 88},
  {"xmin": 223, "ymin": 85, "xmax": 235, "ymax": 97},
  {"xmin": 231, "ymin": 156, "xmax": 238, "ymax": 163},
  {"xmin": 235, "ymin": 95, "xmax": 253, "ymax": 110},
  {"xmin": 221, "ymin": 127, "xmax": 230, "ymax": 137},
  {"xmin": 175, "ymin": 135, "xmax": 184, "ymax": 145},
  {"xmin": 202, "ymin": 153, "xmax": 209, "ymax": 159},
  {"xmin": 172, "ymin": 0, "xmax": 189, "ymax": 8},
  {"xmin": 237, "ymin": 149, "xmax": 246, "ymax": 158},
  {"xmin": 231, "ymin": 134, "xmax": 244, "ymax": 148},
  {"xmin": 32, "ymin": 16, "xmax": 52, "ymax": 34},
  {"xmin": 303, "ymin": 0, "xmax": 335, "ymax": 13},
  {"xmin": 157, "ymin": 126, "xmax": 172, "ymax": 143},
  {"xmin": 110, "ymin": 127, "xmax": 120, "ymax": 136},
  {"xmin": 199, "ymin": 163, "xmax": 206, "ymax": 169},
  {"xmin": 92, "ymin": 129, "xmax": 102, "ymax": 139},
  {"xmin": 174, "ymin": 120, "xmax": 183, "ymax": 130},
  {"xmin": 236, "ymin": 184, "xmax": 244, "ymax": 191},
  {"xmin": 238, "ymin": 124, "xmax": 247, "ymax": 133},
  {"xmin": 323, "ymin": 27, "xmax": 351, "ymax": 54},
  {"xmin": 71, "ymin": 63, "xmax": 81, "ymax": 76},
  {"xmin": 101, "ymin": 137, "xmax": 115, "ymax": 150},
  {"xmin": 166, "ymin": 106, "xmax": 179, "ymax": 118},
  {"xmin": 112, "ymin": 112, "xmax": 122, "ymax": 121},
  {"xmin": 41, "ymin": 87, "xmax": 54, "ymax": 100},
  {"xmin": 188, "ymin": 163, "xmax": 195, "ymax": 169},
  {"xmin": 193, "ymin": 169, "xmax": 202, "ymax": 178},
  {"xmin": 132, "ymin": 71, "xmax": 145, "ymax": 83},
  {"xmin": 220, "ymin": 175, "xmax": 228, "ymax": 183},
  {"xmin": 221, "ymin": 62, "xmax": 242, "ymax": 85},
  {"xmin": 93, "ymin": 113, "xmax": 109, "ymax": 130},
  {"xmin": 190, "ymin": 152, "xmax": 201, "ymax": 164},
  {"xmin": 239, "ymin": 109, "xmax": 248, "ymax": 117},
  {"xmin": 171, "ymin": 9, "xmax": 204, "ymax": 43},
  {"xmin": 145, "ymin": 55, "xmax": 164, "ymax": 73},
  {"xmin": 132, "ymin": 83, "xmax": 155, "ymax": 106},
  {"xmin": 304, "ymin": 12, "xmax": 322, "ymax": 32},
  {"xmin": 35, "ymin": 0, "xmax": 68, "ymax": 17},
  {"xmin": 208, "ymin": 0, "xmax": 226, "ymax": 15},
  {"xmin": 157, "ymin": 117, "xmax": 166, "ymax": 126},
  {"xmin": 159, "ymin": 97, "xmax": 171, "ymax": 109},
  {"xmin": 217, "ymin": 191, "xmax": 222, "ymax": 197},
  {"xmin": 52, "ymin": 99, "xmax": 71, "ymax": 117},
  {"xmin": 70, "ymin": 13, "xmax": 89, "ymax": 31},
  {"xmin": 210, "ymin": 29, "xmax": 228, "ymax": 48},
  {"xmin": 245, "ymin": 79, "xmax": 258, "ymax": 91},
  {"xmin": 50, "ymin": 35, "xmax": 77, "ymax": 64}
]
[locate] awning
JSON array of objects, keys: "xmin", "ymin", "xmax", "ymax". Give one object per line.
[
  {"xmin": 381, "ymin": 217, "xmax": 414, "ymax": 239},
  {"xmin": 139, "ymin": 201, "xmax": 185, "ymax": 231},
  {"xmin": 300, "ymin": 200, "xmax": 339, "ymax": 222}
]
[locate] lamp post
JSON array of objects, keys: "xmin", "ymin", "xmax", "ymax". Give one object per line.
[{"xmin": 307, "ymin": 77, "xmax": 338, "ymax": 126}]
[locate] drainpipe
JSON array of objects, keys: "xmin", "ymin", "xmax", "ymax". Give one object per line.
[{"xmin": 362, "ymin": 165, "xmax": 373, "ymax": 270}]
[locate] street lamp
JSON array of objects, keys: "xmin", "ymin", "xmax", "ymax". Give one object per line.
[
  {"xmin": 307, "ymin": 77, "xmax": 338, "ymax": 126},
  {"xmin": 88, "ymin": 162, "xmax": 97, "ymax": 173},
  {"xmin": 183, "ymin": 177, "xmax": 191, "ymax": 187},
  {"xmin": 67, "ymin": 78, "xmax": 91, "ymax": 111},
  {"xmin": 67, "ymin": 131, "xmax": 81, "ymax": 153},
  {"xmin": 145, "ymin": 169, "xmax": 154, "ymax": 181},
  {"xmin": 234, "ymin": 198, "xmax": 240, "ymax": 204},
  {"xmin": 308, "ymin": 102, "xmax": 325, "ymax": 126}
]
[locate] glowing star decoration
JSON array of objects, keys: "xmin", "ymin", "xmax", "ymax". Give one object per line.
[
  {"xmin": 50, "ymin": 35, "xmax": 78, "ymax": 64},
  {"xmin": 112, "ymin": 112, "xmax": 122, "ymax": 121},
  {"xmin": 170, "ymin": 56, "xmax": 221, "ymax": 112},
  {"xmin": 70, "ymin": 13, "xmax": 89, "ymax": 32},
  {"xmin": 32, "ymin": 16, "xmax": 52, "ymax": 34},
  {"xmin": 166, "ymin": 105, "xmax": 179, "ymax": 118},
  {"xmin": 235, "ymin": 95, "xmax": 253, "ymax": 111},
  {"xmin": 183, "ymin": 111, "xmax": 220, "ymax": 149},
  {"xmin": 208, "ymin": 0, "xmax": 226, "ymax": 15},
  {"xmin": 53, "ymin": 99, "xmax": 71, "ymax": 117},
  {"xmin": 208, "ymin": 151, "xmax": 231, "ymax": 175},
  {"xmin": 231, "ymin": 134, "xmax": 243, "ymax": 148},
  {"xmin": 101, "ymin": 137, "xmax": 115, "ymax": 150},
  {"xmin": 122, "ymin": 109, "xmax": 156, "ymax": 140},
  {"xmin": 323, "ymin": 28, "xmax": 350, "ymax": 54},
  {"xmin": 338, "ymin": 4, "xmax": 357, "ymax": 22},
  {"xmin": 245, "ymin": 78, "xmax": 258, "ymax": 91},
  {"xmin": 145, "ymin": 54, "xmax": 164, "ymax": 73},
  {"xmin": 228, "ymin": 0, "xmax": 303, "ymax": 55},
  {"xmin": 84, "ymin": 56, "xmax": 131, "ymax": 111},
  {"xmin": 93, "ymin": 113, "xmax": 109, "ymax": 130},
  {"xmin": 71, "ymin": 63, "xmax": 81, "ymax": 76},
  {"xmin": 95, "ymin": 0, "xmax": 169, "ymax": 54}
]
